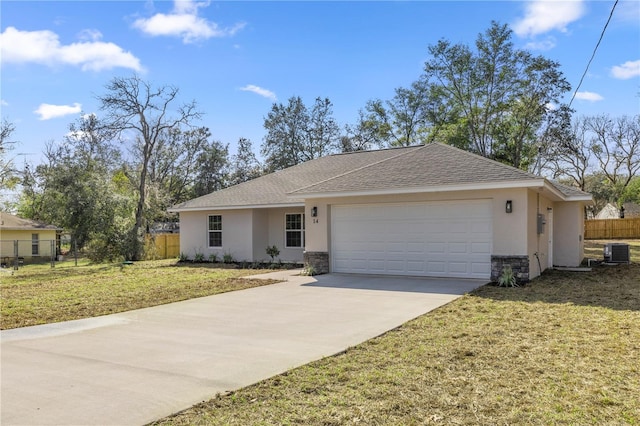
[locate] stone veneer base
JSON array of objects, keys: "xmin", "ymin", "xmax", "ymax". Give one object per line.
[
  {"xmin": 303, "ymin": 251, "xmax": 329, "ymax": 275},
  {"xmin": 491, "ymin": 255, "xmax": 529, "ymax": 284}
]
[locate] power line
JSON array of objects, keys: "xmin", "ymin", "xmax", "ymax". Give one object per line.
[{"xmin": 569, "ymin": 0, "xmax": 619, "ymax": 108}]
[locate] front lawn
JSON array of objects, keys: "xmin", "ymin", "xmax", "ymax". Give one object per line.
[
  {"xmin": 154, "ymin": 263, "xmax": 640, "ymax": 425},
  {"xmin": 0, "ymin": 260, "xmax": 274, "ymax": 330}
]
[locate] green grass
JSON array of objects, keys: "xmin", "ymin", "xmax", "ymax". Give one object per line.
[
  {"xmin": 1, "ymin": 259, "xmax": 275, "ymax": 330},
  {"xmin": 153, "ymin": 250, "xmax": 640, "ymax": 425}
]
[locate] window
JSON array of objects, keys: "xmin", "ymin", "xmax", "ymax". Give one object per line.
[
  {"xmin": 32, "ymin": 233, "xmax": 39, "ymax": 255},
  {"xmin": 208, "ymin": 215, "xmax": 222, "ymax": 247},
  {"xmin": 285, "ymin": 213, "xmax": 305, "ymax": 248}
]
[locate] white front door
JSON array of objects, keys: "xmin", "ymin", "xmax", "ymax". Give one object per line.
[{"xmin": 331, "ymin": 200, "xmax": 493, "ymax": 279}]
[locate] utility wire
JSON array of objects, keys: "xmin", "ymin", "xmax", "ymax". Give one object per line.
[{"xmin": 569, "ymin": 0, "xmax": 619, "ymax": 108}]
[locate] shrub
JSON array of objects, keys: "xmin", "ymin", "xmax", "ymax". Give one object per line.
[
  {"xmin": 209, "ymin": 253, "xmax": 219, "ymax": 263},
  {"xmin": 301, "ymin": 265, "xmax": 317, "ymax": 276},
  {"xmin": 178, "ymin": 252, "xmax": 189, "ymax": 262},
  {"xmin": 223, "ymin": 252, "xmax": 234, "ymax": 264},
  {"xmin": 194, "ymin": 252, "xmax": 205, "ymax": 263},
  {"xmin": 266, "ymin": 245, "xmax": 280, "ymax": 262},
  {"xmin": 497, "ymin": 265, "xmax": 518, "ymax": 287}
]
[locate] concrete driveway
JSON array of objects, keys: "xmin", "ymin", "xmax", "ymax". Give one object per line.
[{"xmin": 1, "ymin": 271, "xmax": 485, "ymax": 426}]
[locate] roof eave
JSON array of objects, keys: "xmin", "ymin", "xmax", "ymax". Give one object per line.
[
  {"xmin": 168, "ymin": 202, "xmax": 305, "ymax": 213},
  {"xmin": 0, "ymin": 227, "xmax": 62, "ymax": 231},
  {"xmin": 289, "ymin": 179, "xmax": 548, "ymax": 200}
]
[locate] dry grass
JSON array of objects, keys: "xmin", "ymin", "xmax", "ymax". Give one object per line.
[
  {"xmin": 585, "ymin": 239, "xmax": 640, "ymax": 263},
  {"xmin": 154, "ymin": 255, "xmax": 640, "ymax": 425},
  {"xmin": 1, "ymin": 260, "xmax": 275, "ymax": 330}
]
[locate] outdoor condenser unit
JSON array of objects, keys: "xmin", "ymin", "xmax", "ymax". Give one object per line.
[{"xmin": 603, "ymin": 243, "xmax": 630, "ymax": 263}]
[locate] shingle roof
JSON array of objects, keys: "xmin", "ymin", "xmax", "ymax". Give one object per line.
[
  {"xmin": 0, "ymin": 212, "xmax": 61, "ymax": 230},
  {"xmin": 291, "ymin": 143, "xmax": 541, "ymax": 195},
  {"xmin": 170, "ymin": 146, "xmax": 419, "ymax": 210},
  {"xmin": 171, "ymin": 143, "xmax": 591, "ymax": 211},
  {"xmin": 548, "ymin": 181, "xmax": 592, "ymax": 199}
]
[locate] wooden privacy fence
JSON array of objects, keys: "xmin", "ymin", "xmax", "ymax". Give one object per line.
[
  {"xmin": 584, "ymin": 218, "xmax": 640, "ymax": 240},
  {"xmin": 145, "ymin": 234, "xmax": 180, "ymax": 259}
]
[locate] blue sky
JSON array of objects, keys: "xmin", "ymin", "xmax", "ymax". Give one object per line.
[{"xmin": 1, "ymin": 0, "xmax": 639, "ymax": 165}]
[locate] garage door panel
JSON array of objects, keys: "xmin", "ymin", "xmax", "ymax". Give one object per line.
[
  {"xmin": 427, "ymin": 242, "xmax": 446, "ymax": 253},
  {"xmin": 449, "ymin": 242, "xmax": 468, "ymax": 253},
  {"xmin": 471, "ymin": 242, "xmax": 491, "ymax": 254},
  {"xmin": 427, "ymin": 261, "xmax": 446, "ymax": 273},
  {"xmin": 449, "ymin": 262, "xmax": 468, "ymax": 273},
  {"xmin": 472, "ymin": 263, "xmax": 491, "ymax": 274}
]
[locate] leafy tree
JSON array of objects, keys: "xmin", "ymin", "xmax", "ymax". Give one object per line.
[
  {"xmin": 228, "ymin": 137, "xmax": 262, "ymax": 186},
  {"xmin": 261, "ymin": 96, "xmax": 340, "ymax": 172},
  {"xmin": 583, "ymin": 174, "xmax": 618, "ymax": 216},
  {"xmin": 97, "ymin": 74, "xmax": 202, "ymax": 260},
  {"xmin": 193, "ymin": 140, "xmax": 230, "ymax": 197},
  {"xmin": 17, "ymin": 115, "xmax": 128, "ymax": 253},
  {"xmin": 422, "ymin": 21, "xmax": 571, "ymax": 169},
  {"xmin": 341, "ymin": 109, "xmax": 385, "ymax": 152},
  {"xmin": 360, "ymin": 80, "xmax": 433, "ymax": 147},
  {"xmin": 0, "ymin": 119, "xmax": 20, "ymax": 209},
  {"xmin": 620, "ymin": 176, "xmax": 640, "ymax": 205}
]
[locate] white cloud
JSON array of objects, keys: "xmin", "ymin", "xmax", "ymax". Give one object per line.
[
  {"xmin": 1, "ymin": 99, "xmax": 8, "ymax": 106},
  {"xmin": 34, "ymin": 103, "xmax": 82, "ymax": 120},
  {"xmin": 133, "ymin": 0, "xmax": 246, "ymax": 44},
  {"xmin": 77, "ymin": 29, "xmax": 103, "ymax": 42},
  {"xmin": 513, "ymin": 0, "xmax": 586, "ymax": 37},
  {"xmin": 524, "ymin": 37, "xmax": 556, "ymax": 51},
  {"xmin": 611, "ymin": 60, "xmax": 640, "ymax": 79},
  {"xmin": 574, "ymin": 91, "xmax": 604, "ymax": 102},
  {"xmin": 240, "ymin": 85, "xmax": 277, "ymax": 101},
  {"xmin": 0, "ymin": 27, "xmax": 143, "ymax": 72}
]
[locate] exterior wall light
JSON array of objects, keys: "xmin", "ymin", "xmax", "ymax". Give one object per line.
[
  {"xmin": 311, "ymin": 206, "xmax": 318, "ymax": 217},
  {"xmin": 506, "ymin": 200, "xmax": 513, "ymax": 214}
]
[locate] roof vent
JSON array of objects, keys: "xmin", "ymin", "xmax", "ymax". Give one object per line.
[{"xmin": 603, "ymin": 243, "xmax": 630, "ymax": 263}]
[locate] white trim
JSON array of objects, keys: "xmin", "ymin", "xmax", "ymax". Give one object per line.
[
  {"xmin": 284, "ymin": 212, "xmax": 305, "ymax": 249},
  {"xmin": 207, "ymin": 214, "xmax": 223, "ymax": 248},
  {"xmin": 291, "ymin": 179, "xmax": 593, "ymax": 203},
  {"xmin": 291, "ymin": 180, "xmax": 546, "ymax": 199},
  {"xmin": 168, "ymin": 202, "xmax": 304, "ymax": 213}
]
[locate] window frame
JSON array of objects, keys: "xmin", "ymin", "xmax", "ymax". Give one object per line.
[
  {"xmin": 32, "ymin": 233, "xmax": 39, "ymax": 256},
  {"xmin": 284, "ymin": 213, "xmax": 305, "ymax": 248},
  {"xmin": 207, "ymin": 215, "xmax": 223, "ymax": 248}
]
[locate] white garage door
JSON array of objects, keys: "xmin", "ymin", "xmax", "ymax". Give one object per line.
[{"xmin": 331, "ymin": 200, "xmax": 492, "ymax": 279}]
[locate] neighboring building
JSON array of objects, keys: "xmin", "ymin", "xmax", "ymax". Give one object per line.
[
  {"xmin": 170, "ymin": 143, "xmax": 592, "ymax": 283},
  {"xmin": 0, "ymin": 212, "xmax": 62, "ymax": 263},
  {"xmin": 595, "ymin": 202, "xmax": 640, "ymax": 219}
]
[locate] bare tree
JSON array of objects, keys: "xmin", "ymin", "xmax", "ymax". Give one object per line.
[
  {"xmin": 0, "ymin": 119, "xmax": 19, "ymax": 190},
  {"xmin": 589, "ymin": 114, "xmax": 640, "ymax": 200},
  {"xmin": 97, "ymin": 75, "xmax": 202, "ymax": 259},
  {"xmin": 543, "ymin": 113, "xmax": 593, "ymax": 190}
]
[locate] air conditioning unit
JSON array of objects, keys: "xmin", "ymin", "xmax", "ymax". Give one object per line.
[{"xmin": 603, "ymin": 243, "xmax": 630, "ymax": 263}]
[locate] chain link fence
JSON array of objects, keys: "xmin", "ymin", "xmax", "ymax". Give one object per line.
[{"xmin": 1, "ymin": 239, "xmax": 60, "ymax": 269}]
